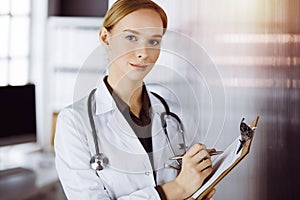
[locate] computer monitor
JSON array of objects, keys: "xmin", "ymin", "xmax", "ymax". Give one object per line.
[{"xmin": 0, "ymin": 84, "xmax": 37, "ymax": 146}]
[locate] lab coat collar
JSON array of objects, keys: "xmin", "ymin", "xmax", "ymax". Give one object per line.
[
  {"xmin": 95, "ymin": 78, "xmax": 166, "ymax": 116},
  {"xmin": 95, "ymin": 78, "xmax": 115, "ymax": 115},
  {"xmin": 94, "ymin": 77, "xmax": 166, "ymax": 140}
]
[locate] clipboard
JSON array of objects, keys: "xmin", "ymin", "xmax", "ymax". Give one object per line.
[{"xmin": 192, "ymin": 116, "xmax": 259, "ymax": 199}]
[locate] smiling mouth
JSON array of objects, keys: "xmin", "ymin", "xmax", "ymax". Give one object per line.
[{"xmin": 130, "ymin": 63, "xmax": 148, "ymax": 70}]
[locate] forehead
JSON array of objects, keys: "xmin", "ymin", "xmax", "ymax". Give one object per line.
[{"xmin": 111, "ymin": 9, "xmax": 164, "ymax": 36}]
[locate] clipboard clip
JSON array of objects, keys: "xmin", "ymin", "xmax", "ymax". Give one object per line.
[{"xmin": 236, "ymin": 118, "xmax": 255, "ymax": 154}]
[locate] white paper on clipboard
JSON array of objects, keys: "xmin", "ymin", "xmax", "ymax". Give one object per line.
[
  {"xmin": 192, "ymin": 116, "xmax": 259, "ymax": 199},
  {"xmin": 192, "ymin": 137, "xmax": 243, "ymax": 198}
]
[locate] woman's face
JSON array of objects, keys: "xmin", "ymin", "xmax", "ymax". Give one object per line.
[{"xmin": 101, "ymin": 9, "xmax": 164, "ymax": 82}]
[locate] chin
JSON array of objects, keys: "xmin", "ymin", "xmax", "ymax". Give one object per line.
[{"xmin": 125, "ymin": 69, "xmax": 151, "ymax": 82}]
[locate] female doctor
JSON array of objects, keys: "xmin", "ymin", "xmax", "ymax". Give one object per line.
[{"xmin": 54, "ymin": 0, "xmax": 215, "ymax": 199}]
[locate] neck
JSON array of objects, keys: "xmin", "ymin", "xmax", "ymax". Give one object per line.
[{"xmin": 107, "ymin": 74, "xmax": 143, "ymax": 107}]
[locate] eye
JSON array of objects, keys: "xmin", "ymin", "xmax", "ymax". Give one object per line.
[
  {"xmin": 149, "ymin": 39, "xmax": 160, "ymax": 46},
  {"xmin": 125, "ymin": 35, "xmax": 137, "ymax": 41}
]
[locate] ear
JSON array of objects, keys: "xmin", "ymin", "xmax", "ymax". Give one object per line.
[{"xmin": 99, "ymin": 27, "xmax": 110, "ymax": 45}]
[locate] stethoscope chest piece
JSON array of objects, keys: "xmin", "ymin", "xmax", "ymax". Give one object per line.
[{"xmin": 90, "ymin": 153, "xmax": 109, "ymax": 171}]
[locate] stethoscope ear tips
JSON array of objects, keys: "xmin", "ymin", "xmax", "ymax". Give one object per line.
[{"xmin": 90, "ymin": 153, "xmax": 109, "ymax": 171}]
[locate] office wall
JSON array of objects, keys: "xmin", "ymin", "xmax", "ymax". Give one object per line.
[{"xmin": 153, "ymin": 0, "xmax": 299, "ymax": 199}]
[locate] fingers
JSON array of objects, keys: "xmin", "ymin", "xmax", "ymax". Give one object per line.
[
  {"xmin": 202, "ymin": 188, "xmax": 216, "ymax": 200},
  {"xmin": 191, "ymin": 150, "xmax": 210, "ymax": 163},
  {"xmin": 185, "ymin": 143, "xmax": 211, "ymax": 164},
  {"xmin": 186, "ymin": 143, "xmax": 207, "ymax": 157},
  {"xmin": 176, "ymin": 143, "xmax": 214, "ymax": 199},
  {"xmin": 196, "ymin": 159, "xmax": 212, "ymax": 172},
  {"xmin": 184, "ymin": 143, "xmax": 212, "ymax": 173}
]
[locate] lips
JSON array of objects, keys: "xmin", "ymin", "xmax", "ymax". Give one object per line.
[{"xmin": 130, "ymin": 63, "xmax": 148, "ymax": 70}]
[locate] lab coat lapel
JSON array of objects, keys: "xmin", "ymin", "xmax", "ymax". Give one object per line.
[
  {"xmin": 94, "ymin": 79, "xmax": 153, "ymax": 173},
  {"xmin": 104, "ymin": 89, "xmax": 171, "ymax": 173},
  {"xmin": 107, "ymin": 107, "xmax": 146, "ymax": 154},
  {"xmin": 105, "ymin": 109, "xmax": 153, "ymax": 173}
]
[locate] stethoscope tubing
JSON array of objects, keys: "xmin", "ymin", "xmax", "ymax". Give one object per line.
[
  {"xmin": 88, "ymin": 88, "xmax": 100, "ymax": 155},
  {"xmin": 88, "ymin": 89, "xmax": 186, "ymax": 171}
]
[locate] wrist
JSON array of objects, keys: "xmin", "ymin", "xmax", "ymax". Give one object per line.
[{"xmin": 161, "ymin": 179, "xmax": 187, "ymax": 200}]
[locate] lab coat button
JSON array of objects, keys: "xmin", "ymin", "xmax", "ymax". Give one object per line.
[{"xmin": 145, "ymin": 171, "xmax": 150, "ymax": 176}]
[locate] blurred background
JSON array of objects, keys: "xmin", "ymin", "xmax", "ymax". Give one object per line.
[{"xmin": 0, "ymin": 0, "xmax": 299, "ymax": 199}]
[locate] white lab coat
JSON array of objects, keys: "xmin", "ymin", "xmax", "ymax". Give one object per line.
[{"xmin": 54, "ymin": 79, "xmax": 185, "ymax": 200}]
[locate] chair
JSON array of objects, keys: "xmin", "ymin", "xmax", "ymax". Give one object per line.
[{"xmin": 51, "ymin": 112, "xmax": 59, "ymax": 148}]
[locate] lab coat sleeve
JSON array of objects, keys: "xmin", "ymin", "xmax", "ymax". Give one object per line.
[{"xmin": 54, "ymin": 108, "xmax": 162, "ymax": 200}]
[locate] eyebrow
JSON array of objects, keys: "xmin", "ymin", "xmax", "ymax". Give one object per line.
[{"xmin": 123, "ymin": 29, "xmax": 162, "ymax": 38}]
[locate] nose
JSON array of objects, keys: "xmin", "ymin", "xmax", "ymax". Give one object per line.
[{"xmin": 136, "ymin": 47, "xmax": 148, "ymax": 60}]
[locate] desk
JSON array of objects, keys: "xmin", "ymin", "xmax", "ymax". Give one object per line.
[{"xmin": 0, "ymin": 150, "xmax": 66, "ymax": 200}]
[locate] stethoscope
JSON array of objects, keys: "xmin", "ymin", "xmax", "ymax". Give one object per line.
[{"xmin": 88, "ymin": 88, "xmax": 186, "ymax": 171}]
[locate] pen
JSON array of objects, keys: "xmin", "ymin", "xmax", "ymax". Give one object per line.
[{"xmin": 169, "ymin": 148, "xmax": 224, "ymax": 160}]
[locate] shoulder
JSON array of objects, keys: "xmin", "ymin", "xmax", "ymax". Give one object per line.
[
  {"xmin": 55, "ymin": 95, "xmax": 91, "ymax": 143},
  {"xmin": 58, "ymin": 95, "xmax": 89, "ymax": 119}
]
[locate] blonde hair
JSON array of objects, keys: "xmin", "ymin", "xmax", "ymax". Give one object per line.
[{"xmin": 103, "ymin": 0, "xmax": 168, "ymax": 34}]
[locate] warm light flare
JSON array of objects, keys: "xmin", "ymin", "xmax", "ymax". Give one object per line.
[{"xmin": 216, "ymin": 34, "xmax": 300, "ymax": 44}]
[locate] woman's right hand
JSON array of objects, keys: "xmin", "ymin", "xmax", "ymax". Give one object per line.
[{"xmin": 162, "ymin": 143, "xmax": 213, "ymax": 200}]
